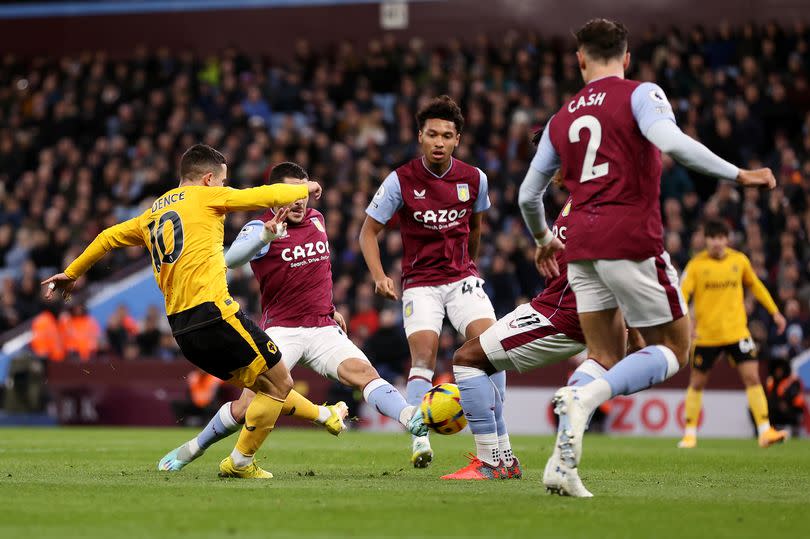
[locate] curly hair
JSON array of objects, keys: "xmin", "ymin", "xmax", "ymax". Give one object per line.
[{"xmin": 415, "ymin": 95, "xmax": 465, "ymax": 133}]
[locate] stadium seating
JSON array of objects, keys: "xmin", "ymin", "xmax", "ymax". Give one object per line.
[{"xmin": 0, "ymin": 21, "xmax": 807, "ymax": 371}]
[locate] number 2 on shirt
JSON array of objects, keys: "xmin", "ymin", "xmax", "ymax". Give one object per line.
[{"xmin": 568, "ymin": 115, "xmax": 609, "ymax": 182}]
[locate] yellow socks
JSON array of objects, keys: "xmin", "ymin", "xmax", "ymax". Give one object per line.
[
  {"xmin": 234, "ymin": 391, "xmax": 285, "ymax": 462},
  {"xmin": 683, "ymin": 387, "xmax": 702, "ymax": 437},
  {"xmin": 746, "ymin": 385, "xmax": 771, "ymax": 435},
  {"xmin": 281, "ymin": 389, "xmax": 322, "ymax": 422}
]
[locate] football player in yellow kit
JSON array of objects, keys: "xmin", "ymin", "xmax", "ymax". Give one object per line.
[
  {"xmin": 42, "ymin": 144, "xmax": 345, "ymax": 478},
  {"xmin": 678, "ymin": 219, "xmax": 787, "ymax": 448}
]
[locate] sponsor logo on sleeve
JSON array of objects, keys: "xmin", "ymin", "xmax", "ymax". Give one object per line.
[
  {"xmin": 374, "ymin": 185, "xmax": 385, "ymax": 199},
  {"xmin": 649, "ymin": 89, "xmax": 667, "ymax": 104}
]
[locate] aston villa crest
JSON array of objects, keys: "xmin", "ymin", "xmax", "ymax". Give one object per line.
[
  {"xmin": 562, "ymin": 201, "xmax": 571, "ymax": 217},
  {"xmin": 457, "ymin": 183, "xmax": 470, "ymax": 202},
  {"xmin": 311, "ymin": 217, "xmax": 325, "ymax": 232}
]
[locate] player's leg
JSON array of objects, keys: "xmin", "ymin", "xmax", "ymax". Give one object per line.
[
  {"xmin": 220, "ymin": 362, "xmax": 292, "ymax": 478},
  {"xmin": 678, "ymin": 347, "xmax": 714, "ymax": 449},
  {"xmin": 734, "ymin": 343, "xmax": 788, "ymax": 447},
  {"xmin": 216, "ymin": 312, "xmax": 321, "ymax": 478},
  {"xmin": 561, "ymin": 258, "xmax": 688, "ymax": 441},
  {"xmin": 550, "ymin": 255, "xmax": 690, "ymax": 492},
  {"xmin": 447, "ymin": 303, "xmax": 586, "ymax": 480},
  {"xmin": 256, "ymin": 327, "xmax": 348, "ymax": 434},
  {"xmin": 445, "ymin": 277, "xmax": 512, "ymax": 473},
  {"xmin": 402, "ymin": 285, "xmax": 445, "ymax": 467},
  {"xmin": 158, "ymin": 390, "xmax": 249, "ymax": 471},
  {"xmin": 301, "ymin": 325, "xmax": 420, "ymax": 432}
]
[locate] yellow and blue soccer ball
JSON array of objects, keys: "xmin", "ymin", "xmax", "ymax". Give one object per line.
[{"xmin": 420, "ymin": 383, "xmax": 467, "ymax": 435}]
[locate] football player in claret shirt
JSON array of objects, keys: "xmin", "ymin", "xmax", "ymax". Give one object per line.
[
  {"xmin": 523, "ymin": 19, "xmax": 776, "ymax": 496},
  {"xmin": 678, "ymin": 219, "xmax": 787, "ymax": 449},
  {"xmin": 359, "ymin": 96, "xmax": 502, "ymax": 469},
  {"xmin": 159, "ymin": 162, "xmax": 426, "ymax": 472},
  {"xmin": 42, "ymin": 144, "xmax": 330, "ymax": 479}
]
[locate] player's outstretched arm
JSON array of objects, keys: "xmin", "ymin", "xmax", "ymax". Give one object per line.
[
  {"xmin": 633, "ymin": 82, "xmax": 775, "ymax": 189},
  {"xmin": 224, "ymin": 208, "xmax": 289, "ymax": 269},
  {"xmin": 359, "ymin": 216, "xmax": 397, "ymax": 300},
  {"xmin": 211, "ymin": 182, "xmax": 320, "ymax": 213},
  {"xmin": 42, "ymin": 216, "xmax": 144, "ymax": 301}
]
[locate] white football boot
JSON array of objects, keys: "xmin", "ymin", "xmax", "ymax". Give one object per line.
[
  {"xmin": 543, "ymin": 451, "xmax": 593, "ymax": 498},
  {"xmin": 411, "ymin": 436, "xmax": 433, "ymax": 468},
  {"xmin": 542, "ymin": 386, "xmax": 594, "ymax": 497}
]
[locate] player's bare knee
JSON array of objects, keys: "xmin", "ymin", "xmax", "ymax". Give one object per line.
[
  {"xmin": 689, "ymin": 373, "xmax": 708, "ymax": 391},
  {"xmin": 739, "ymin": 370, "xmax": 760, "ymax": 387},
  {"xmin": 273, "ymin": 373, "xmax": 295, "ymax": 398},
  {"xmin": 452, "ymin": 343, "xmax": 486, "ymax": 370},
  {"xmin": 230, "ymin": 392, "xmax": 252, "ymax": 422},
  {"xmin": 338, "ymin": 359, "xmax": 379, "ymax": 388}
]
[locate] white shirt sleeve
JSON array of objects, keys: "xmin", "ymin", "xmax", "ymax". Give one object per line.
[
  {"xmin": 518, "ymin": 169, "xmax": 554, "ymax": 238},
  {"xmin": 224, "ymin": 220, "xmax": 270, "ymax": 268},
  {"xmin": 365, "ymin": 171, "xmax": 403, "ymax": 224},
  {"xmin": 645, "ymin": 121, "xmax": 739, "ymax": 180},
  {"xmin": 631, "ymin": 82, "xmax": 677, "ymax": 136},
  {"xmin": 632, "ymin": 83, "xmax": 739, "ymax": 180},
  {"xmin": 474, "ymin": 168, "xmax": 491, "ymax": 213},
  {"xmin": 529, "ymin": 116, "xmax": 560, "ymax": 176}
]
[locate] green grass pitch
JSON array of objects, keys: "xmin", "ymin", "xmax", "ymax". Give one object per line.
[{"xmin": 0, "ymin": 428, "xmax": 808, "ymax": 539}]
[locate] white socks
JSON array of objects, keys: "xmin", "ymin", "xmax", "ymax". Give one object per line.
[
  {"xmin": 474, "ymin": 433, "xmax": 501, "ymax": 466},
  {"xmin": 315, "ymin": 406, "xmax": 331, "ymax": 424},
  {"xmin": 230, "ymin": 448, "xmax": 252, "ymax": 468},
  {"xmin": 499, "ymin": 434, "xmax": 514, "ymax": 466}
]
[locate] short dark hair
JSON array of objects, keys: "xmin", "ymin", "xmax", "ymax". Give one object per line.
[
  {"xmin": 575, "ymin": 18, "xmax": 629, "ymax": 62},
  {"xmin": 268, "ymin": 161, "xmax": 308, "ymax": 184},
  {"xmin": 416, "ymin": 95, "xmax": 465, "ymax": 133},
  {"xmin": 704, "ymin": 219, "xmax": 729, "ymax": 238},
  {"xmin": 179, "ymin": 144, "xmax": 226, "ymax": 181}
]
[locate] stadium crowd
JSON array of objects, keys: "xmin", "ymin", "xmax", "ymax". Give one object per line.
[{"xmin": 1, "ymin": 21, "xmax": 809, "ymax": 374}]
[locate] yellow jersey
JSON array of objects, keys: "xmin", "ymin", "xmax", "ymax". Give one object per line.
[
  {"xmin": 681, "ymin": 248, "xmax": 778, "ymax": 347},
  {"xmin": 65, "ymin": 183, "xmax": 308, "ymax": 334}
]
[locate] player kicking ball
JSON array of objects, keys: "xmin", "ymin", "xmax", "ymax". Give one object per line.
[
  {"xmin": 159, "ymin": 162, "xmax": 426, "ymax": 472},
  {"xmin": 526, "ymin": 19, "xmax": 776, "ymax": 496},
  {"xmin": 360, "ymin": 96, "xmax": 502, "ymax": 469},
  {"xmin": 43, "ymin": 144, "xmax": 329, "ymax": 479}
]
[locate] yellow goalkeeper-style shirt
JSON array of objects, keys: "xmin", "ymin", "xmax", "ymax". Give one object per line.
[
  {"xmin": 64, "ymin": 183, "xmax": 308, "ymax": 334},
  {"xmin": 680, "ymin": 248, "xmax": 778, "ymax": 347}
]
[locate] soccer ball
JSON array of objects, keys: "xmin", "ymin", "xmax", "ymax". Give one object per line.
[{"xmin": 420, "ymin": 383, "xmax": 467, "ymax": 435}]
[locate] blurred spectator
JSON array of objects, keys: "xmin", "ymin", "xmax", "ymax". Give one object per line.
[
  {"xmin": 58, "ymin": 303, "xmax": 101, "ymax": 362},
  {"xmin": 764, "ymin": 359, "xmax": 806, "ymax": 436},
  {"xmin": 105, "ymin": 304, "xmax": 139, "ymax": 356},
  {"xmin": 171, "ymin": 368, "xmax": 226, "ymax": 426},
  {"xmin": 364, "ymin": 308, "xmax": 409, "ymax": 381},
  {"xmin": 136, "ymin": 305, "xmax": 163, "ymax": 356},
  {"xmin": 30, "ymin": 304, "xmax": 65, "ymax": 361}
]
